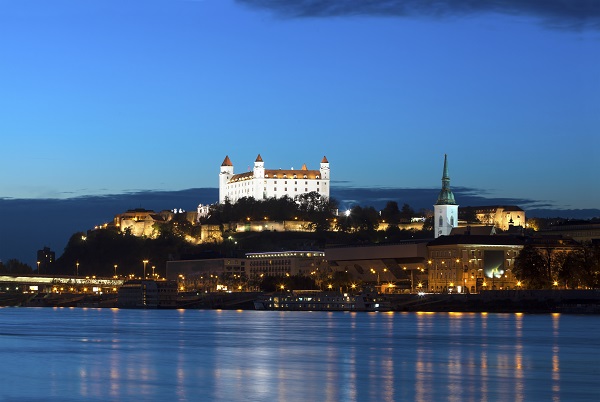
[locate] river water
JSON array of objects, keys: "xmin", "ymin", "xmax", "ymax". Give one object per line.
[{"xmin": 1, "ymin": 308, "xmax": 599, "ymax": 401}]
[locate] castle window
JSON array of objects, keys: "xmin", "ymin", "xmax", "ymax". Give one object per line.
[
  {"xmin": 273, "ymin": 174, "xmax": 277, "ymax": 178},
  {"xmin": 274, "ymin": 181, "xmax": 277, "ymax": 184},
  {"xmin": 316, "ymin": 182, "xmax": 319, "ymax": 185},
  {"xmin": 305, "ymin": 181, "xmax": 308, "ymax": 185},
  {"xmin": 303, "ymin": 175, "xmax": 307, "ymax": 179},
  {"xmin": 305, "ymin": 188, "xmax": 308, "ymax": 191},
  {"xmin": 285, "ymin": 188, "xmax": 287, "ymax": 191},
  {"xmin": 265, "ymin": 174, "xmax": 268, "ymax": 178},
  {"xmin": 293, "ymin": 175, "xmax": 297, "ymax": 179},
  {"xmin": 274, "ymin": 188, "xmax": 277, "ymax": 191},
  {"xmin": 285, "ymin": 181, "xmax": 287, "ymax": 184},
  {"xmin": 295, "ymin": 188, "xmax": 297, "ymax": 192},
  {"xmin": 283, "ymin": 174, "xmax": 287, "ymax": 179},
  {"xmin": 439, "ymin": 216, "xmax": 443, "ymax": 227},
  {"xmin": 295, "ymin": 181, "xmax": 297, "ymax": 184},
  {"xmin": 316, "ymin": 175, "xmax": 320, "ymax": 179}
]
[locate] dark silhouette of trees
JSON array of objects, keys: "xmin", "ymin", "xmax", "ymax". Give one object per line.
[
  {"xmin": 514, "ymin": 243, "xmax": 600, "ymax": 289},
  {"xmin": 514, "ymin": 245, "xmax": 550, "ymax": 288},
  {"xmin": 381, "ymin": 201, "xmax": 401, "ymax": 225},
  {"xmin": 399, "ymin": 203, "xmax": 415, "ymax": 223},
  {"xmin": 0, "ymin": 259, "xmax": 33, "ymax": 274}
]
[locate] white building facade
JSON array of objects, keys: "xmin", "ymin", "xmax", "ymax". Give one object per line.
[{"xmin": 219, "ymin": 154, "xmax": 330, "ymax": 203}]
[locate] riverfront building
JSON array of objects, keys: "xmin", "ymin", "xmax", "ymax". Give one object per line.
[
  {"xmin": 166, "ymin": 251, "xmax": 326, "ymax": 291},
  {"xmin": 219, "ymin": 154, "xmax": 330, "ymax": 203}
]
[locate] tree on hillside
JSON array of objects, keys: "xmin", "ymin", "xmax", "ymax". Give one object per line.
[
  {"xmin": 350, "ymin": 205, "xmax": 380, "ymax": 233},
  {"xmin": 399, "ymin": 203, "xmax": 415, "ymax": 223},
  {"xmin": 381, "ymin": 201, "xmax": 401, "ymax": 225},
  {"xmin": 296, "ymin": 192, "xmax": 338, "ymax": 232}
]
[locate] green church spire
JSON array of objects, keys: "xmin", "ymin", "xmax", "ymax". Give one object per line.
[{"xmin": 436, "ymin": 154, "xmax": 456, "ymax": 205}]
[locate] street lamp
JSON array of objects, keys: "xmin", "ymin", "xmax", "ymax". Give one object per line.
[
  {"xmin": 76, "ymin": 261, "xmax": 79, "ymax": 276},
  {"xmin": 152, "ymin": 265, "xmax": 156, "ymax": 278},
  {"xmin": 114, "ymin": 264, "xmax": 118, "ymax": 278},
  {"xmin": 143, "ymin": 260, "xmax": 149, "ymax": 279},
  {"xmin": 37, "ymin": 261, "xmax": 40, "ymax": 275}
]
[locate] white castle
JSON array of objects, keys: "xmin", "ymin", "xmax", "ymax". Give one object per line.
[{"xmin": 219, "ymin": 154, "xmax": 330, "ymax": 203}]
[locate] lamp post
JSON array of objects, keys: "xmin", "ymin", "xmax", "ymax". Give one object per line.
[
  {"xmin": 152, "ymin": 265, "xmax": 156, "ymax": 278},
  {"xmin": 428, "ymin": 260, "xmax": 433, "ymax": 292},
  {"xmin": 37, "ymin": 261, "xmax": 40, "ymax": 275},
  {"xmin": 143, "ymin": 260, "xmax": 149, "ymax": 279},
  {"xmin": 76, "ymin": 261, "xmax": 79, "ymax": 276},
  {"xmin": 441, "ymin": 260, "xmax": 446, "ymax": 292},
  {"xmin": 114, "ymin": 264, "xmax": 118, "ymax": 278}
]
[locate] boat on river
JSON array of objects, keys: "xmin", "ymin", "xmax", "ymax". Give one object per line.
[{"xmin": 254, "ymin": 289, "xmax": 390, "ymax": 312}]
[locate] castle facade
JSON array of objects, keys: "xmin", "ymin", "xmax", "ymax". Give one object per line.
[{"xmin": 219, "ymin": 154, "xmax": 330, "ymax": 203}]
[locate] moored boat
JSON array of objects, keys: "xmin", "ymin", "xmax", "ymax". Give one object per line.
[{"xmin": 254, "ymin": 289, "xmax": 390, "ymax": 311}]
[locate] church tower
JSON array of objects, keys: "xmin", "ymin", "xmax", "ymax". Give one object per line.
[
  {"xmin": 434, "ymin": 154, "xmax": 458, "ymax": 238},
  {"xmin": 219, "ymin": 155, "xmax": 234, "ymax": 203}
]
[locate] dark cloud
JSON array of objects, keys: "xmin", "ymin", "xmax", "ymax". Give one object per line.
[
  {"xmin": 330, "ymin": 186, "xmax": 550, "ymax": 211},
  {"xmin": 0, "ymin": 188, "xmax": 217, "ymax": 268},
  {"xmin": 236, "ymin": 0, "xmax": 600, "ymax": 30}
]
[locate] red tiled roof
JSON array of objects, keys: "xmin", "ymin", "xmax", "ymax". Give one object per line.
[{"xmin": 221, "ymin": 155, "xmax": 233, "ymax": 166}]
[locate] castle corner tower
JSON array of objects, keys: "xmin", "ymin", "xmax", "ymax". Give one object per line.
[
  {"xmin": 219, "ymin": 155, "xmax": 234, "ymax": 203},
  {"xmin": 434, "ymin": 154, "xmax": 458, "ymax": 238}
]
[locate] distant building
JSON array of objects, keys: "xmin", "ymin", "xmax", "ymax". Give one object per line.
[
  {"xmin": 434, "ymin": 154, "xmax": 458, "ymax": 238},
  {"xmin": 219, "ymin": 154, "xmax": 330, "ymax": 203},
  {"xmin": 246, "ymin": 251, "xmax": 326, "ymax": 279},
  {"xmin": 36, "ymin": 246, "xmax": 55, "ymax": 274},
  {"xmin": 113, "ymin": 208, "xmax": 197, "ymax": 238},
  {"xmin": 473, "ymin": 205, "xmax": 526, "ymax": 231},
  {"xmin": 538, "ymin": 222, "xmax": 600, "ymax": 243},
  {"xmin": 427, "ymin": 235, "xmax": 524, "ymax": 293},
  {"xmin": 166, "ymin": 251, "xmax": 326, "ymax": 291},
  {"xmin": 325, "ymin": 241, "xmax": 429, "ymax": 292}
]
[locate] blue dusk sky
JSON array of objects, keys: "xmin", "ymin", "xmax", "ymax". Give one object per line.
[{"xmin": 1, "ymin": 0, "xmax": 599, "ymax": 209}]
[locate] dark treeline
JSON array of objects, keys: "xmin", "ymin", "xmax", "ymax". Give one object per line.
[{"xmin": 514, "ymin": 242, "xmax": 600, "ymax": 289}]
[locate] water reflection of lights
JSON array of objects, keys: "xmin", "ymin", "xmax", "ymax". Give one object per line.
[{"xmin": 552, "ymin": 314, "xmax": 561, "ymax": 398}]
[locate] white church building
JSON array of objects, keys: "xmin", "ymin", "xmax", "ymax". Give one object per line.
[
  {"xmin": 219, "ymin": 154, "xmax": 330, "ymax": 203},
  {"xmin": 434, "ymin": 154, "xmax": 459, "ymax": 238}
]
